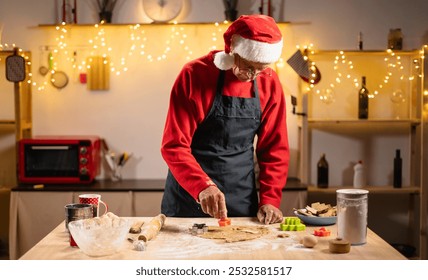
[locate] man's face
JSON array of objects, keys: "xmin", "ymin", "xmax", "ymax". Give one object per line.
[{"xmin": 232, "ymin": 55, "xmax": 271, "ymax": 82}]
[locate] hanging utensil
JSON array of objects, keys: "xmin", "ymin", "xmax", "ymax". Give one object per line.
[
  {"xmin": 50, "ymin": 71, "xmax": 69, "ymax": 89},
  {"xmin": 48, "ymin": 50, "xmax": 69, "ymax": 89},
  {"xmin": 38, "ymin": 46, "xmax": 49, "ymax": 76},
  {"xmin": 287, "ymin": 48, "xmax": 322, "ymax": 85},
  {"xmin": 6, "ymin": 48, "xmax": 26, "ymax": 82}
]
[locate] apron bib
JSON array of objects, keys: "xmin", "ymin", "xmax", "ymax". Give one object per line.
[{"xmin": 162, "ymin": 70, "xmax": 261, "ymax": 217}]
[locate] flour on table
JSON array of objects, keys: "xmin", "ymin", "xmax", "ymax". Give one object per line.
[{"xmin": 145, "ymin": 219, "xmax": 299, "ymax": 259}]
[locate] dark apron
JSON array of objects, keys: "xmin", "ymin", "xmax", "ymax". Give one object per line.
[{"xmin": 161, "ymin": 70, "xmax": 261, "ymax": 217}]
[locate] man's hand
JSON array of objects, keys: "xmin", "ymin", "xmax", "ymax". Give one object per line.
[
  {"xmin": 257, "ymin": 204, "xmax": 283, "ymax": 224},
  {"xmin": 198, "ymin": 185, "xmax": 227, "ymax": 219}
]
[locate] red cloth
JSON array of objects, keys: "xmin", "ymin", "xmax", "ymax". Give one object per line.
[{"xmin": 161, "ymin": 51, "xmax": 289, "ymax": 209}]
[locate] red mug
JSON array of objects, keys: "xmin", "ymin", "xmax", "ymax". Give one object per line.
[{"xmin": 78, "ymin": 194, "xmax": 108, "ymax": 217}]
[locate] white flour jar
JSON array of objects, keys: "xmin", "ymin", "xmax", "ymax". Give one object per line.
[{"xmin": 336, "ymin": 189, "xmax": 369, "ymax": 245}]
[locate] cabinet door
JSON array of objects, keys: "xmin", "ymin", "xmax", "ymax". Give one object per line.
[
  {"xmin": 9, "ymin": 191, "xmax": 73, "ymax": 259},
  {"xmin": 133, "ymin": 192, "xmax": 163, "ymax": 217},
  {"xmin": 279, "ymin": 190, "xmax": 307, "ymax": 216}
]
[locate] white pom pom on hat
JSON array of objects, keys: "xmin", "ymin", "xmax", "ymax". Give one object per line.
[{"xmin": 214, "ymin": 14, "xmax": 283, "ymax": 70}]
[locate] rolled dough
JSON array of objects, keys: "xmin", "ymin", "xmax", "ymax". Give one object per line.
[{"xmin": 198, "ymin": 225, "xmax": 269, "ymax": 243}]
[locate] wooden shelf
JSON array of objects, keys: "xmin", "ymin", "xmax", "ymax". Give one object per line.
[
  {"xmin": 309, "ymin": 49, "xmax": 420, "ymax": 55},
  {"xmin": 36, "ymin": 22, "xmax": 291, "ymax": 28},
  {"xmin": 307, "ymin": 118, "xmax": 421, "ymax": 124},
  {"xmin": 0, "ymin": 120, "xmax": 16, "ymax": 125},
  {"xmin": 308, "ymin": 185, "xmax": 420, "ymax": 194}
]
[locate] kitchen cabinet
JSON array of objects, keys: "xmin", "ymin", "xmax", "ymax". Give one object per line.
[{"xmin": 297, "ymin": 49, "xmax": 426, "ymax": 258}]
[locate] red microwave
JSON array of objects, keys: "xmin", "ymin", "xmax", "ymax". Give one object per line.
[{"xmin": 18, "ymin": 136, "xmax": 101, "ymax": 184}]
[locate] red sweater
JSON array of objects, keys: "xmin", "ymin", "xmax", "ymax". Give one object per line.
[{"xmin": 161, "ymin": 51, "xmax": 289, "ymax": 209}]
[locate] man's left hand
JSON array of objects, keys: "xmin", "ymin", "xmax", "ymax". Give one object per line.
[{"xmin": 257, "ymin": 204, "xmax": 283, "ymax": 224}]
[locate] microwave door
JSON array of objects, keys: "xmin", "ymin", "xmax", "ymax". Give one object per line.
[{"xmin": 25, "ymin": 145, "xmax": 79, "ymax": 177}]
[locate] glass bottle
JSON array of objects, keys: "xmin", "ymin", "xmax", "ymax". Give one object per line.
[
  {"xmin": 393, "ymin": 149, "xmax": 402, "ymax": 188},
  {"xmin": 317, "ymin": 154, "xmax": 329, "ymax": 188},
  {"xmin": 358, "ymin": 76, "xmax": 369, "ymax": 119}
]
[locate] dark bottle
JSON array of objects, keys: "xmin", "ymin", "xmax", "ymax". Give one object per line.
[
  {"xmin": 317, "ymin": 154, "xmax": 329, "ymax": 188},
  {"xmin": 358, "ymin": 76, "xmax": 369, "ymax": 119},
  {"xmin": 358, "ymin": 32, "xmax": 363, "ymax": 50},
  {"xmin": 388, "ymin": 28, "xmax": 403, "ymax": 50},
  {"xmin": 393, "ymin": 149, "xmax": 402, "ymax": 188}
]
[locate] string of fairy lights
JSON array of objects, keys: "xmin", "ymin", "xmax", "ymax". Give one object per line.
[
  {"xmin": 0, "ymin": 21, "xmax": 229, "ymax": 92},
  {"xmin": 300, "ymin": 45, "xmax": 424, "ymax": 105},
  {"xmin": 1, "ymin": 26, "xmax": 427, "ymax": 96}
]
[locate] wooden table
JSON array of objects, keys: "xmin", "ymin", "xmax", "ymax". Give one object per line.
[
  {"xmin": 20, "ymin": 217, "xmax": 406, "ymax": 260},
  {"xmin": 10, "ymin": 178, "xmax": 307, "ymax": 259}
]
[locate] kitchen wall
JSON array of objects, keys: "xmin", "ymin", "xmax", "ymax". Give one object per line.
[{"xmin": 1, "ymin": 0, "xmax": 428, "ymax": 184}]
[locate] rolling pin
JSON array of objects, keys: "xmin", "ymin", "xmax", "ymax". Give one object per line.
[
  {"xmin": 138, "ymin": 214, "xmax": 166, "ymax": 242},
  {"xmin": 129, "ymin": 220, "xmax": 145, "ymax": 234}
]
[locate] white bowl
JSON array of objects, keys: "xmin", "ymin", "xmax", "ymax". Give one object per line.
[
  {"xmin": 68, "ymin": 213, "xmax": 130, "ymax": 257},
  {"xmin": 294, "ymin": 210, "xmax": 337, "ymax": 226}
]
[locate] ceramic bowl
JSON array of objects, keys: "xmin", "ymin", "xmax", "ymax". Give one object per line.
[{"xmin": 294, "ymin": 210, "xmax": 337, "ymax": 226}]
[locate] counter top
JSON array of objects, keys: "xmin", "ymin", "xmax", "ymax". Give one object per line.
[
  {"xmin": 12, "ymin": 178, "xmax": 307, "ymax": 192},
  {"xmin": 12, "ymin": 179, "xmax": 167, "ymax": 192},
  {"xmin": 20, "ymin": 217, "xmax": 405, "ymax": 260}
]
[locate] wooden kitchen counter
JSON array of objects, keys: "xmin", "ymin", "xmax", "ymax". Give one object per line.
[{"xmin": 20, "ymin": 217, "xmax": 406, "ymax": 260}]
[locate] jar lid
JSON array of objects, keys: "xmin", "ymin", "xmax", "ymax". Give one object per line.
[{"xmin": 336, "ymin": 188, "xmax": 369, "ymax": 197}]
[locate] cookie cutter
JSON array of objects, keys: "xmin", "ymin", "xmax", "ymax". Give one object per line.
[{"xmin": 191, "ymin": 223, "xmax": 208, "ymax": 235}]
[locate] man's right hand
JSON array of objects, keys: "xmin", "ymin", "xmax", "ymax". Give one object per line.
[{"xmin": 198, "ymin": 185, "xmax": 227, "ymax": 219}]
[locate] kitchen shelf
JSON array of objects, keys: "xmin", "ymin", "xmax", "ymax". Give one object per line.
[
  {"xmin": 309, "ymin": 49, "xmax": 420, "ymax": 55},
  {"xmin": 36, "ymin": 21, "xmax": 291, "ymax": 28},
  {"xmin": 0, "ymin": 120, "xmax": 16, "ymax": 125},
  {"xmin": 308, "ymin": 186, "xmax": 420, "ymax": 194},
  {"xmin": 298, "ymin": 49, "xmax": 426, "ymax": 259},
  {"xmin": 307, "ymin": 118, "xmax": 421, "ymax": 124}
]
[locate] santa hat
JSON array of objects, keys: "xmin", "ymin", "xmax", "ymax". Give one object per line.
[{"xmin": 214, "ymin": 15, "xmax": 283, "ymax": 70}]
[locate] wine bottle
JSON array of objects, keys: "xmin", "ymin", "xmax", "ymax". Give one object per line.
[
  {"xmin": 358, "ymin": 76, "xmax": 369, "ymax": 119},
  {"xmin": 317, "ymin": 154, "xmax": 329, "ymax": 188},
  {"xmin": 393, "ymin": 149, "xmax": 402, "ymax": 188}
]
